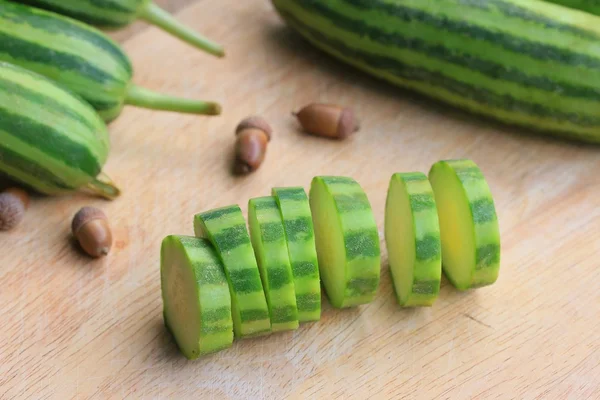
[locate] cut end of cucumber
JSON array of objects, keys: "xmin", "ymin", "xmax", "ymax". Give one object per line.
[{"xmin": 160, "ymin": 235, "xmax": 233, "ymax": 359}]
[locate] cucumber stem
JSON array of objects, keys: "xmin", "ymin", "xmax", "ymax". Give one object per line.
[
  {"xmin": 125, "ymin": 85, "xmax": 222, "ymax": 115},
  {"xmin": 138, "ymin": 2, "xmax": 225, "ymax": 58},
  {"xmin": 86, "ymin": 174, "xmax": 121, "ymax": 200}
]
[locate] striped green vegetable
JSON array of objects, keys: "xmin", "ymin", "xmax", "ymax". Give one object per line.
[
  {"xmin": 16, "ymin": 0, "xmax": 224, "ymax": 57},
  {"xmin": 0, "ymin": 1, "xmax": 220, "ymax": 122},
  {"xmin": 272, "ymin": 0, "xmax": 600, "ymax": 143},
  {"xmin": 309, "ymin": 176, "xmax": 380, "ymax": 308},
  {"xmin": 429, "ymin": 160, "xmax": 501, "ymax": 290},
  {"xmin": 385, "ymin": 172, "xmax": 441, "ymax": 307},
  {"xmin": 194, "ymin": 205, "xmax": 272, "ymax": 339},
  {"xmin": 544, "ymin": 0, "xmax": 600, "ymax": 16},
  {"xmin": 161, "ymin": 235, "xmax": 233, "ymax": 359},
  {"xmin": 248, "ymin": 196, "xmax": 299, "ymax": 332},
  {"xmin": 272, "ymin": 187, "xmax": 321, "ymax": 323},
  {"xmin": 0, "ymin": 61, "xmax": 119, "ymax": 199}
]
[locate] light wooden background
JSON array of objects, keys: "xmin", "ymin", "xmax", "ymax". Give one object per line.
[{"xmin": 1, "ymin": 0, "xmax": 599, "ymax": 398}]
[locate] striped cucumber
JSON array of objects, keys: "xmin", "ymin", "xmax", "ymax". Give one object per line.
[
  {"xmin": 194, "ymin": 205, "xmax": 272, "ymax": 338},
  {"xmin": 309, "ymin": 176, "xmax": 380, "ymax": 308},
  {"xmin": 248, "ymin": 196, "xmax": 299, "ymax": 332},
  {"xmin": 0, "ymin": 61, "xmax": 119, "ymax": 199},
  {"xmin": 272, "ymin": 0, "xmax": 600, "ymax": 143},
  {"xmin": 272, "ymin": 187, "xmax": 321, "ymax": 323},
  {"xmin": 429, "ymin": 160, "xmax": 501, "ymax": 290},
  {"xmin": 544, "ymin": 1, "xmax": 600, "ymax": 16},
  {"xmin": 385, "ymin": 172, "xmax": 441, "ymax": 307},
  {"xmin": 0, "ymin": 1, "xmax": 220, "ymax": 122},
  {"xmin": 161, "ymin": 235, "xmax": 233, "ymax": 359},
  {"xmin": 16, "ymin": 0, "xmax": 224, "ymax": 57}
]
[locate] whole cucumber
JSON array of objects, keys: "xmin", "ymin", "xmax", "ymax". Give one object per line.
[
  {"xmin": 0, "ymin": 62, "xmax": 119, "ymax": 199},
  {"xmin": 14, "ymin": 0, "xmax": 224, "ymax": 57},
  {"xmin": 272, "ymin": 0, "xmax": 600, "ymax": 144},
  {"xmin": 0, "ymin": 1, "xmax": 220, "ymax": 122}
]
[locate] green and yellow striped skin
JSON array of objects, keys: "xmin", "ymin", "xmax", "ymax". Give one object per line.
[
  {"xmin": 0, "ymin": 61, "xmax": 116, "ymax": 197},
  {"xmin": 272, "ymin": 0, "xmax": 600, "ymax": 143},
  {"xmin": 194, "ymin": 205, "xmax": 271, "ymax": 338},
  {"xmin": 160, "ymin": 236, "xmax": 233, "ymax": 359},
  {"xmin": 429, "ymin": 160, "xmax": 501, "ymax": 290},
  {"xmin": 309, "ymin": 176, "xmax": 380, "ymax": 308},
  {"xmin": 545, "ymin": 0, "xmax": 600, "ymax": 16},
  {"xmin": 385, "ymin": 173, "xmax": 441, "ymax": 307},
  {"xmin": 0, "ymin": 1, "xmax": 131, "ymax": 121},
  {"xmin": 272, "ymin": 187, "xmax": 321, "ymax": 323},
  {"xmin": 248, "ymin": 197, "xmax": 300, "ymax": 332}
]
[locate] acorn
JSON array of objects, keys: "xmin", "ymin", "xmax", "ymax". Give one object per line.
[
  {"xmin": 0, "ymin": 188, "xmax": 29, "ymax": 231},
  {"xmin": 234, "ymin": 116, "xmax": 272, "ymax": 175},
  {"xmin": 293, "ymin": 103, "xmax": 359, "ymax": 139},
  {"xmin": 71, "ymin": 207, "xmax": 113, "ymax": 258}
]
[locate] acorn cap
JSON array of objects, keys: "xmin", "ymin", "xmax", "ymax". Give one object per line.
[
  {"xmin": 337, "ymin": 107, "xmax": 360, "ymax": 139},
  {"xmin": 235, "ymin": 116, "xmax": 273, "ymax": 140},
  {"xmin": 0, "ymin": 190, "xmax": 27, "ymax": 231},
  {"xmin": 72, "ymin": 206, "xmax": 107, "ymax": 236}
]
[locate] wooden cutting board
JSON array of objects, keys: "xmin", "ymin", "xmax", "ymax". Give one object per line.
[{"xmin": 2, "ymin": 0, "xmax": 599, "ymax": 398}]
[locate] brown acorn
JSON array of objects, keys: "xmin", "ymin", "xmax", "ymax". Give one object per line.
[
  {"xmin": 0, "ymin": 188, "xmax": 29, "ymax": 231},
  {"xmin": 234, "ymin": 116, "xmax": 272, "ymax": 175},
  {"xmin": 293, "ymin": 103, "xmax": 359, "ymax": 139},
  {"xmin": 72, "ymin": 207, "xmax": 113, "ymax": 258}
]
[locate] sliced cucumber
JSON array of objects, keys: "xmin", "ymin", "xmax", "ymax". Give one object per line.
[
  {"xmin": 385, "ymin": 173, "xmax": 442, "ymax": 307},
  {"xmin": 429, "ymin": 160, "xmax": 501, "ymax": 290},
  {"xmin": 194, "ymin": 206, "xmax": 271, "ymax": 338},
  {"xmin": 309, "ymin": 176, "xmax": 380, "ymax": 308},
  {"xmin": 160, "ymin": 235, "xmax": 233, "ymax": 359},
  {"xmin": 248, "ymin": 196, "xmax": 299, "ymax": 332},
  {"xmin": 272, "ymin": 187, "xmax": 321, "ymax": 323}
]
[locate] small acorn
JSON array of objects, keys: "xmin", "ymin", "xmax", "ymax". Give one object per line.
[
  {"xmin": 72, "ymin": 207, "xmax": 113, "ymax": 258},
  {"xmin": 293, "ymin": 103, "xmax": 359, "ymax": 140},
  {"xmin": 234, "ymin": 116, "xmax": 272, "ymax": 175},
  {"xmin": 0, "ymin": 188, "xmax": 29, "ymax": 231}
]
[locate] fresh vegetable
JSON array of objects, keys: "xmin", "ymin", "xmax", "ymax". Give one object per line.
[
  {"xmin": 194, "ymin": 205, "xmax": 271, "ymax": 338},
  {"xmin": 429, "ymin": 160, "xmax": 501, "ymax": 290},
  {"xmin": 248, "ymin": 196, "xmax": 299, "ymax": 332},
  {"xmin": 0, "ymin": 1, "xmax": 221, "ymax": 122},
  {"xmin": 272, "ymin": 0, "xmax": 600, "ymax": 144},
  {"xmin": 309, "ymin": 176, "xmax": 380, "ymax": 308},
  {"xmin": 0, "ymin": 188, "xmax": 29, "ymax": 231},
  {"xmin": 272, "ymin": 187, "xmax": 321, "ymax": 322},
  {"xmin": 17, "ymin": 0, "xmax": 225, "ymax": 57},
  {"xmin": 234, "ymin": 116, "xmax": 272, "ymax": 175},
  {"xmin": 0, "ymin": 62, "xmax": 119, "ymax": 199},
  {"xmin": 385, "ymin": 173, "xmax": 441, "ymax": 306},
  {"xmin": 294, "ymin": 103, "xmax": 359, "ymax": 139},
  {"xmin": 72, "ymin": 207, "xmax": 113, "ymax": 258},
  {"xmin": 544, "ymin": 0, "xmax": 600, "ymax": 16},
  {"xmin": 161, "ymin": 235, "xmax": 233, "ymax": 359}
]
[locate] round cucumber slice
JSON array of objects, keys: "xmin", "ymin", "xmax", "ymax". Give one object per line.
[
  {"xmin": 194, "ymin": 206, "xmax": 271, "ymax": 338},
  {"xmin": 272, "ymin": 187, "xmax": 321, "ymax": 323},
  {"xmin": 309, "ymin": 176, "xmax": 381, "ymax": 308},
  {"xmin": 428, "ymin": 160, "xmax": 501, "ymax": 290},
  {"xmin": 385, "ymin": 173, "xmax": 442, "ymax": 307},
  {"xmin": 160, "ymin": 235, "xmax": 233, "ymax": 359},
  {"xmin": 248, "ymin": 196, "xmax": 299, "ymax": 332}
]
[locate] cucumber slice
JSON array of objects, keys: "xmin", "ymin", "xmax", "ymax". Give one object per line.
[
  {"xmin": 272, "ymin": 187, "xmax": 321, "ymax": 323},
  {"xmin": 309, "ymin": 176, "xmax": 381, "ymax": 308},
  {"xmin": 429, "ymin": 160, "xmax": 501, "ymax": 290},
  {"xmin": 248, "ymin": 196, "xmax": 299, "ymax": 332},
  {"xmin": 160, "ymin": 235, "xmax": 233, "ymax": 359},
  {"xmin": 194, "ymin": 206, "xmax": 271, "ymax": 338},
  {"xmin": 385, "ymin": 173, "xmax": 442, "ymax": 307}
]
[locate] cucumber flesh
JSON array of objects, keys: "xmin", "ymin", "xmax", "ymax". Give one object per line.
[
  {"xmin": 385, "ymin": 173, "xmax": 442, "ymax": 307},
  {"xmin": 248, "ymin": 197, "xmax": 299, "ymax": 332},
  {"xmin": 194, "ymin": 206, "xmax": 271, "ymax": 338},
  {"xmin": 429, "ymin": 160, "xmax": 501, "ymax": 290},
  {"xmin": 309, "ymin": 176, "xmax": 381, "ymax": 308},
  {"xmin": 272, "ymin": 187, "xmax": 321, "ymax": 323},
  {"xmin": 160, "ymin": 235, "xmax": 233, "ymax": 359}
]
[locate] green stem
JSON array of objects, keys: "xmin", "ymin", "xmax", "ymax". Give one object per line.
[
  {"xmin": 87, "ymin": 174, "xmax": 121, "ymax": 200},
  {"xmin": 138, "ymin": 2, "xmax": 225, "ymax": 57},
  {"xmin": 125, "ymin": 85, "xmax": 222, "ymax": 115}
]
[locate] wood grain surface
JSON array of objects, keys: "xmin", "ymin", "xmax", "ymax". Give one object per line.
[{"xmin": 2, "ymin": 0, "xmax": 600, "ymax": 398}]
